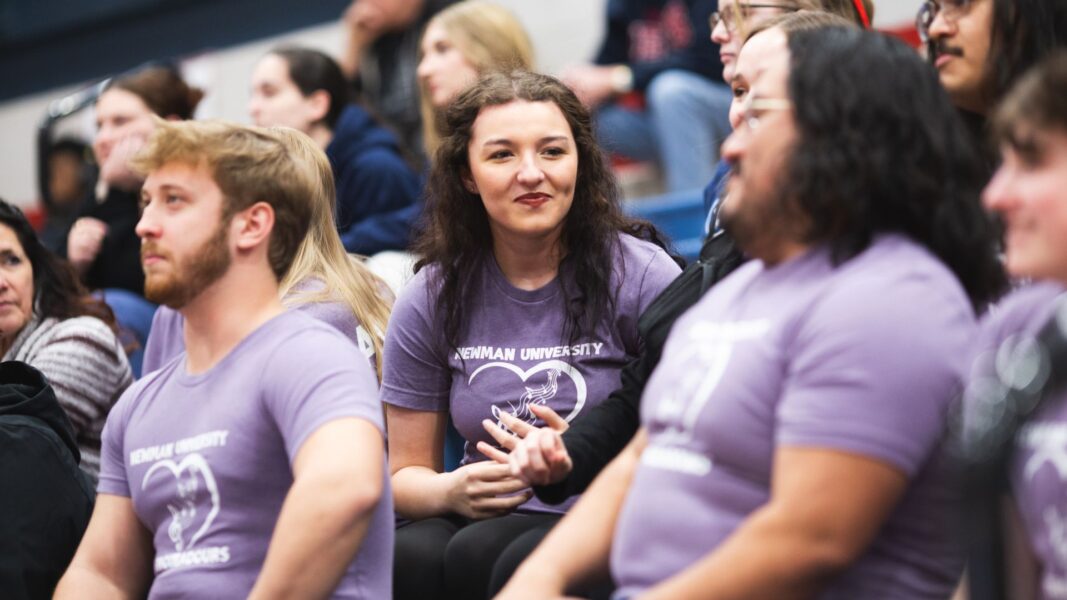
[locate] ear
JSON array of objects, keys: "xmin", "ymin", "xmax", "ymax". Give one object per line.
[
  {"xmin": 461, "ymin": 169, "xmax": 479, "ymax": 195},
  {"xmin": 306, "ymin": 90, "xmax": 332, "ymax": 124},
  {"xmin": 230, "ymin": 201, "xmax": 275, "ymax": 253}
]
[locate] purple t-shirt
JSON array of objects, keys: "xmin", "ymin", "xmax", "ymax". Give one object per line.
[
  {"xmin": 612, "ymin": 235, "xmax": 974, "ymax": 599},
  {"xmin": 142, "ymin": 278, "xmax": 378, "ymax": 376},
  {"xmin": 381, "ymin": 234, "xmax": 680, "ymax": 513},
  {"xmin": 98, "ymin": 311, "xmax": 393, "ymax": 598},
  {"xmin": 964, "ymin": 281, "xmax": 1067, "ymax": 598}
]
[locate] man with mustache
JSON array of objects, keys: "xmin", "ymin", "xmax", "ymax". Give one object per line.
[
  {"xmin": 55, "ymin": 121, "xmax": 393, "ymax": 599},
  {"xmin": 920, "ymin": 0, "xmax": 1067, "ymax": 157}
]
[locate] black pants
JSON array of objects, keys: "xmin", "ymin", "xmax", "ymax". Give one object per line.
[
  {"xmin": 393, "ymin": 512, "xmax": 560, "ymax": 600},
  {"xmin": 488, "ymin": 524, "xmax": 615, "ymax": 600}
]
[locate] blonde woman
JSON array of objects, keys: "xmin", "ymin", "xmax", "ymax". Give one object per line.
[
  {"xmin": 416, "ymin": 0, "xmax": 534, "ymax": 157},
  {"xmin": 142, "ymin": 127, "xmax": 392, "ymax": 379}
]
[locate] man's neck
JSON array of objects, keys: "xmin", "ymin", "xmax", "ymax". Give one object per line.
[
  {"xmin": 758, "ymin": 240, "xmax": 810, "ymax": 268},
  {"xmin": 180, "ymin": 266, "xmax": 285, "ymax": 375}
]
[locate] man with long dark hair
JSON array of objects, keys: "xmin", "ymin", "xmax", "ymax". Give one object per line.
[
  {"xmin": 919, "ymin": 0, "xmax": 1067, "ymax": 157},
  {"xmin": 498, "ymin": 26, "xmax": 1005, "ymax": 599}
]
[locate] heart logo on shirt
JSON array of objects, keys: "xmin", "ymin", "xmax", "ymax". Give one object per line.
[
  {"xmin": 142, "ymin": 453, "xmax": 221, "ymax": 552},
  {"xmin": 469, "ymin": 359, "xmax": 587, "ymax": 429}
]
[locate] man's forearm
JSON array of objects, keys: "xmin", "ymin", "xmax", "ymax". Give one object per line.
[
  {"xmin": 641, "ymin": 505, "xmax": 855, "ymax": 600},
  {"xmin": 250, "ymin": 419, "xmax": 386, "ymax": 599},
  {"xmin": 642, "ymin": 448, "xmax": 911, "ymax": 600},
  {"xmin": 55, "ymin": 494, "xmax": 155, "ymax": 599},
  {"xmin": 55, "ymin": 565, "xmax": 145, "ymax": 600},
  {"xmin": 249, "ymin": 472, "xmax": 381, "ymax": 599}
]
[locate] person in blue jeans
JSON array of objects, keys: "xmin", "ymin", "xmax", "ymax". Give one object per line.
[
  {"xmin": 563, "ymin": 0, "xmax": 732, "ymax": 193},
  {"xmin": 623, "ymin": 0, "xmax": 874, "ymax": 258}
]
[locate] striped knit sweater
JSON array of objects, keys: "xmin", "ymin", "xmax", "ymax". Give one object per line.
[{"xmin": 3, "ymin": 315, "xmax": 133, "ymax": 480}]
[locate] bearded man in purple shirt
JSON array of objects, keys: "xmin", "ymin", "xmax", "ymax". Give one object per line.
[
  {"xmin": 498, "ymin": 25, "xmax": 1007, "ymax": 600},
  {"xmin": 55, "ymin": 120, "xmax": 393, "ymax": 599}
]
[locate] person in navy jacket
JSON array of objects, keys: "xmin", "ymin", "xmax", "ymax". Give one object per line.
[{"xmin": 250, "ymin": 46, "xmax": 422, "ymax": 256}]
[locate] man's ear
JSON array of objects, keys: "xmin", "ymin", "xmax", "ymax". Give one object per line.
[
  {"xmin": 231, "ymin": 201, "xmax": 275, "ymax": 251},
  {"xmin": 306, "ymin": 90, "xmax": 331, "ymax": 125}
]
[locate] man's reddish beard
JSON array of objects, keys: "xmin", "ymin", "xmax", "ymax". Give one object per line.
[{"xmin": 142, "ymin": 219, "xmax": 232, "ymax": 309}]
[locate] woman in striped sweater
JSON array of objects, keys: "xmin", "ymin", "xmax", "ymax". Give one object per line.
[{"xmin": 0, "ymin": 199, "xmax": 132, "ymax": 480}]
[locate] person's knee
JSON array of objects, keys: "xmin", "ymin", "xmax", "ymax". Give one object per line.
[
  {"xmin": 394, "ymin": 520, "xmax": 457, "ymax": 600},
  {"xmin": 443, "ymin": 520, "xmax": 495, "ymax": 569},
  {"xmin": 646, "ymin": 70, "xmax": 732, "ymax": 121},
  {"xmin": 646, "ymin": 70, "xmax": 703, "ymax": 109},
  {"xmin": 488, "ymin": 526, "xmax": 552, "ymax": 595},
  {"xmin": 395, "ymin": 520, "xmax": 451, "ymax": 571}
]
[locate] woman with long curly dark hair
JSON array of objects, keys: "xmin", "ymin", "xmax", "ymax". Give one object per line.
[{"xmin": 380, "ymin": 70, "xmax": 680, "ymax": 600}]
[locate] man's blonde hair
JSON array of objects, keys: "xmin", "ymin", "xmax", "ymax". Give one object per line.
[
  {"xmin": 268, "ymin": 127, "xmax": 393, "ymax": 379},
  {"xmin": 130, "ymin": 119, "xmax": 313, "ymax": 279}
]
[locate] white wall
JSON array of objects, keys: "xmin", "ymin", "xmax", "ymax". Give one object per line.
[
  {"xmin": 0, "ymin": 0, "xmax": 920, "ymax": 208},
  {"xmin": 872, "ymin": 1, "xmax": 923, "ymax": 26}
]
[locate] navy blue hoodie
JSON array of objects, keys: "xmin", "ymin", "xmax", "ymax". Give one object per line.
[{"xmin": 326, "ymin": 105, "xmax": 423, "ymax": 255}]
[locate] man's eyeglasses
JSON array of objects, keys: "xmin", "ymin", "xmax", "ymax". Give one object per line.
[
  {"xmin": 916, "ymin": 0, "xmax": 976, "ymax": 43},
  {"xmin": 737, "ymin": 97, "xmax": 793, "ymax": 132},
  {"xmin": 709, "ymin": 3, "xmax": 798, "ymax": 33}
]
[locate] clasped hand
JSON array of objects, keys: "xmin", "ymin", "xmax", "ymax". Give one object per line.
[{"xmin": 477, "ymin": 404, "xmax": 574, "ymax": 487}]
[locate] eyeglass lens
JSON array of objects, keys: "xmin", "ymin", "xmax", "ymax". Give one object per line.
[{"xmin": 917, "ymin": 0, "xmax": 973, "ymax": 42}]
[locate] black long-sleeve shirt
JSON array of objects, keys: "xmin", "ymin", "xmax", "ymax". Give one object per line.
[
  {"xmin": 58, "ymin": 187, "xmax": 144, "ymax": 294},
  {"xmin": 535, "ymin": 231, "xmax": 744, "ymax": 504}
]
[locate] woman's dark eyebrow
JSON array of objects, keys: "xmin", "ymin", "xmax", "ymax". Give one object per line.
[{"xmin": 483, "ymin": 135, "xmax": 570, "ymax": 147}]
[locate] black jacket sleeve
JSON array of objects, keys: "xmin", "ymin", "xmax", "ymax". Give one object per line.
[
  {"xmin": 63, "ymin": 188, "xmax": 145, "ymax": 294},
  {"xmin": 534, "ymin": 334, "xmax": 653, "ymax": 504},
  {"xmin": 534, "ymin": 233, "xmax": 744, "ymax": 504}
]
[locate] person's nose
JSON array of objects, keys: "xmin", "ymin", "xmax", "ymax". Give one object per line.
[
  {"xmin": 248, "ymin": 96, "xmax": 262, "ymax": 123},
  {"xmin": 94, "ymin": 124, "xmax": 116, "ymax": 155},
  {"xmin": 135, "ymin": 200, "xmax": 162, "ymax": 240},
  {"xmin": 981, "ymin": 164, "xmax": 1019, "ymax": 216},
  {"xmin": 711, "ymin": 19, "xmax": 731, "ymax": 44},
  {"xmin": 417, "ymin": 54, "xmax": 436, "ymax": 81},
  {"xmin": 720, "ymin": 126, "xmax": 748, "ymax": 167},
  {"xmin": 927, "ymin": 8, "xmax": 955, "ymax": 40},
  {"xmin": 516, "ymin": 153, "xmax": 546, "ymax": 186}
]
